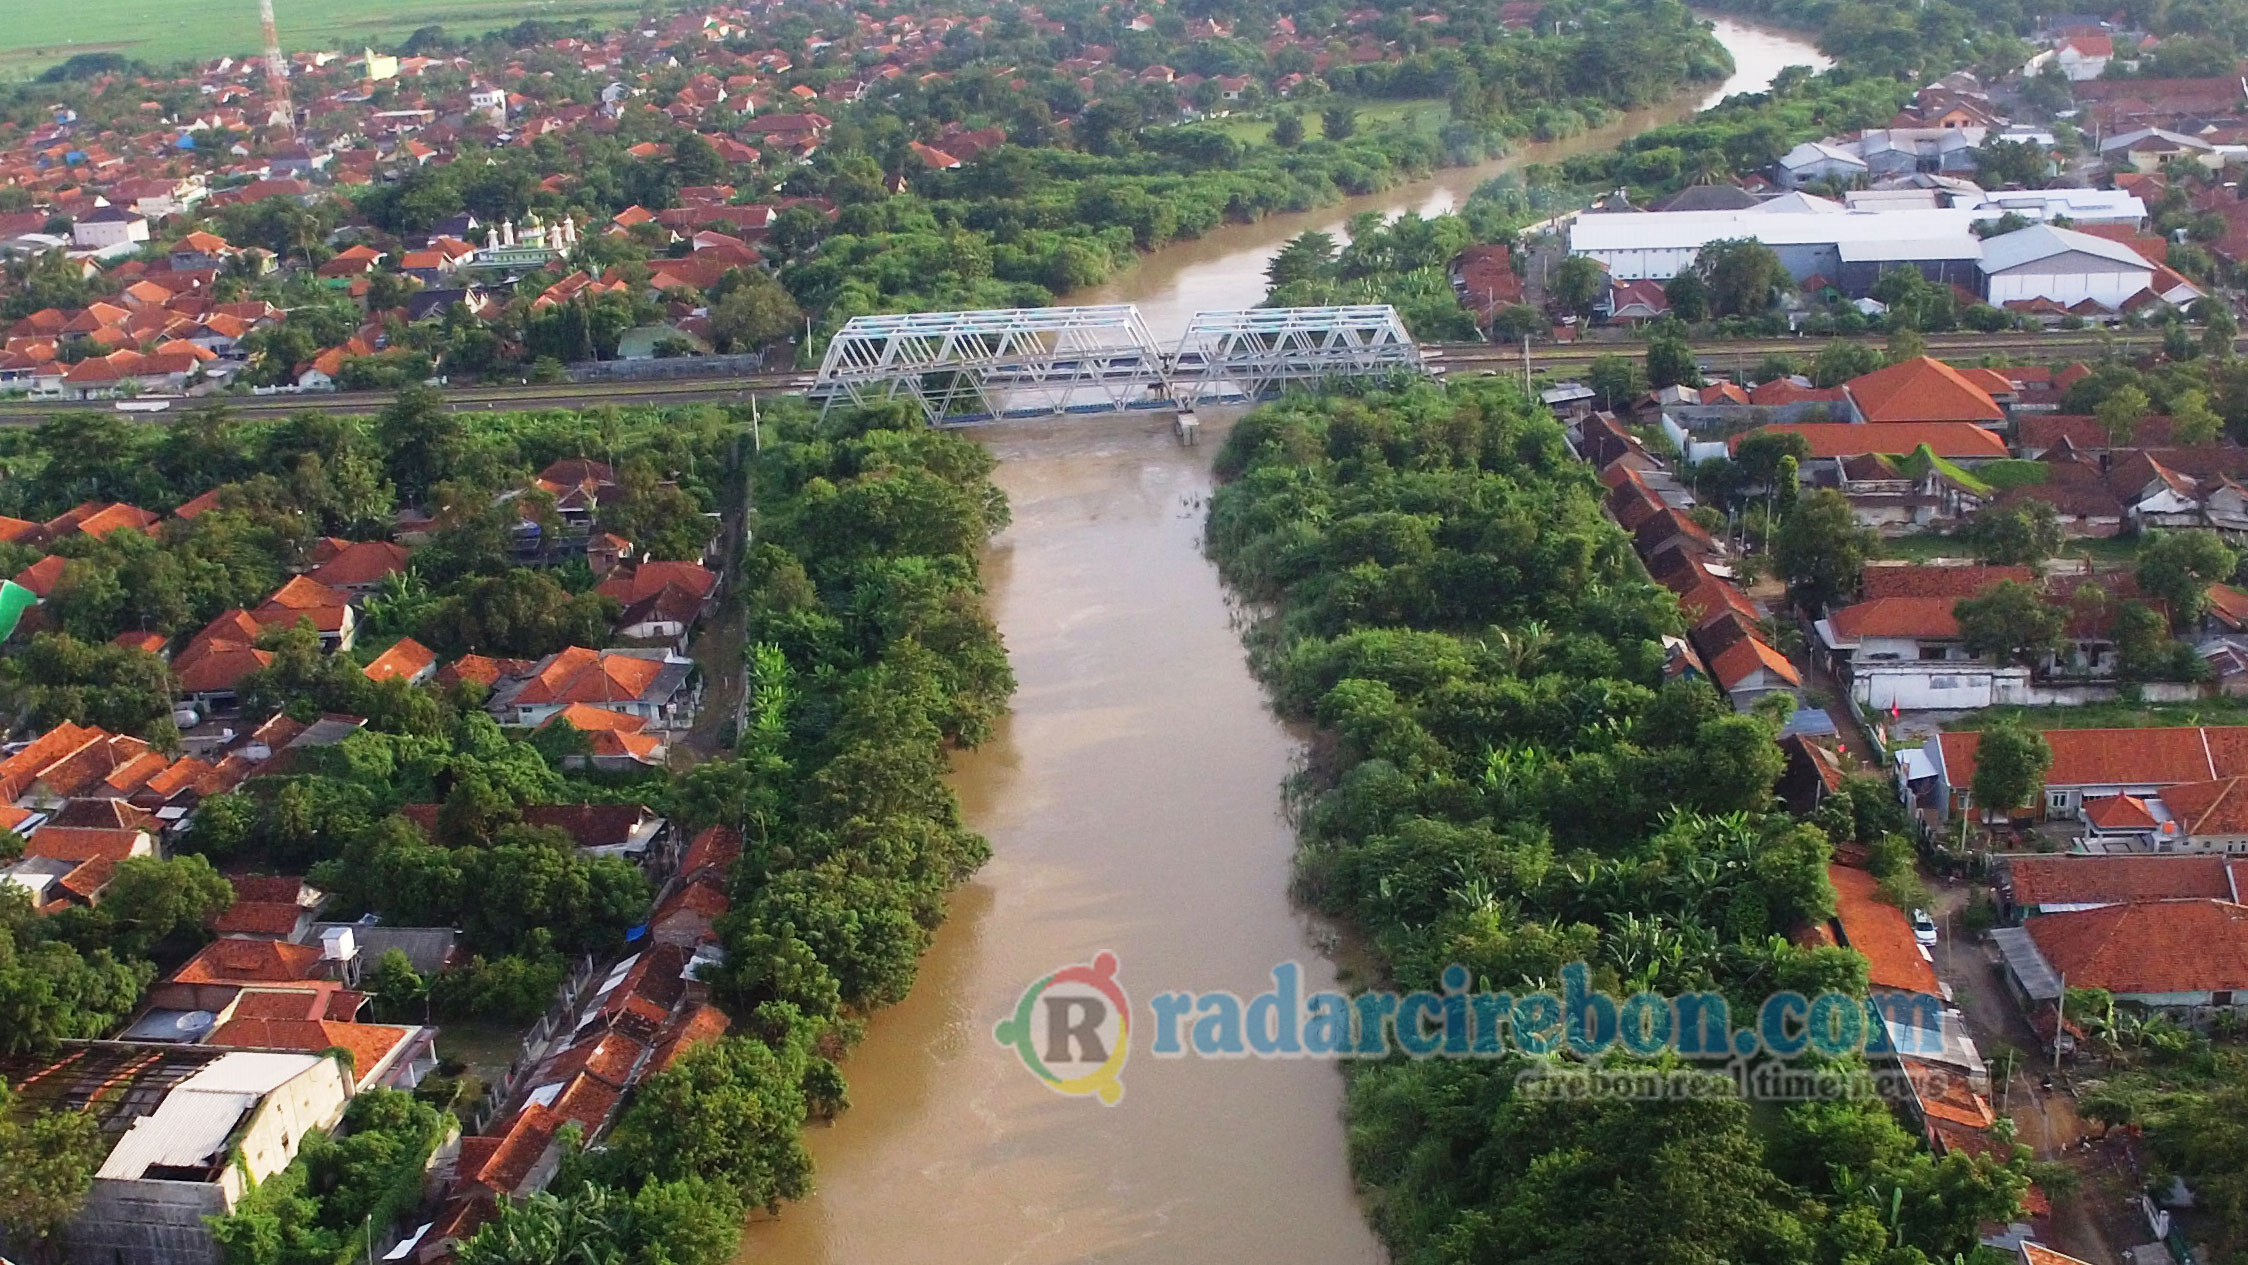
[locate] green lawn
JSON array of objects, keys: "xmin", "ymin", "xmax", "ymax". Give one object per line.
[
  {"xmin": 1205, "ymin": 95, "xmax": 1452, "ymax": 146},
  {"xmin": 0, "ymin": 0, "xmax": 644, "ymax": 77}
]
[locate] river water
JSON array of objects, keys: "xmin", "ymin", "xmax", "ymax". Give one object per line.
[
  {"xmin": 737, "ymin": 17, "xmax": 1826, "ymax": 1265},
  {"xmin": 1076, "ymin": 14, "xmax": 1831, "ymax": 341}
]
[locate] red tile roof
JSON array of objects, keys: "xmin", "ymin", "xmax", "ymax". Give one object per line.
[
  {"xmin": 211, "ymin": 901, "xmax": 307, "ymax": 937},
  {"xmin": 594, "ymin": 561, "xmax": 717, "ymax": 606},
  {"xmin": 1844, "ymin": 357, "xmax": 2006, "ymax": 424},
  {"xmin": 2007, "ymin": 853, "xmax": 2233, "ymax": 906},
  {"xmin": 1938, "ymin": 726, "xmax": 2248, "ymax": 793},
  {"xmin": 363, "ymin": 636, "xmax": 436, "ymax": 683},
  {"xmin": 1830, "ymin": 596, "xmax": 1966, "ymax": 641},
  {"xmin": 207, "ymin": 1017, "xmax": 411, "ymax": 1085},
  {"xmin": 1829, "ymin": 864, "xmax": 1940, "ymax": 995},
  {"xmin": 2156, "ymin": 776, "xmax": 2248, "ymax": 837},
  {"xmin": 306, "ymin": 540, "xmax": 410, "ymax": 587},
  {"xmin": 1707, "ymin": 635, "xmax": 1800, "ymax": 691},
  {"xmin": 1859, "ymin": 564, "xmax": 2033, "ymax": 600},
  {"xmin": 170, "ymin": 937, "xmax": 324, "ymax": 985},
  {"xmin": 2026, "ymin": 900, "xmax": 2248, "ymax": 995},
  {"xmin": 1731, "ymin": 423, "xmax": 2009, "ymax": 461}
]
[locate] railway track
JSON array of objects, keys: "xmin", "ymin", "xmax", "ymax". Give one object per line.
[{"xmin": 0, "ymin": 329, "xmax": 2172, "ymax": 424}]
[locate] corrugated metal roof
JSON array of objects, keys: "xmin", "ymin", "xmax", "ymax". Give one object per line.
[
  {"xmin": 98, "ymin": 1090, "xmax": 260, "ymax": 1179},
  {"xmin": 94, "ymin": 1052, "xmax": 321, "ymax": 1181},
  {"xmin": 1991, "ymin": 926, "xmax": 2065, "ymax": 1002}
]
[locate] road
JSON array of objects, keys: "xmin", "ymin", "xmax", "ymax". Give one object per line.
[{"xmin": 0, "ymin": 330, "xmax": 2165, "ymax": 424}]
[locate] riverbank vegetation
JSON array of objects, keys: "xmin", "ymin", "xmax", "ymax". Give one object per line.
[
  {"xmin": 1207, "ymin": 379, "xmax": 2032, "ymax": 1264},
  {"xmin": 765, "ymin": 0, "xmax": 1729, "ymax": 337},
  {"xmin": 446, "ymin": 400, "xmax": 1017, "ymax": 1261}
]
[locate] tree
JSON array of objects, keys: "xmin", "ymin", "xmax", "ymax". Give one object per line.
[
  {"xmin": 596, "ymin": 1035, "xmax": 818, "ymax": 1212},
  {"xmin": 1271, "ymin": 111, "xmax": 1305, "ymax": 147},
  {"xmin": 1962, "ymin": 500, "xmax": 2063, "ymax": 569},
  {"xmin": 1810, "ymin": 340, "xmax": 1882, "ymax": 388},
  {"xmin": 1971, "ymin": 722, "xmax": 2051, "ymax": 819},
  {"xmin": 1955, "ymin": 580, "xmax": 2067, "ymax": 666},
  {"xmin": 2095, "ymin": 384, "xmax": 2152, "ymax": 446},
  {"xmin": 2138, "ymin": 530, "xmax": 2240, "ymax": 629},
  {"xmin": 98, "ymin": 855, "xmax": 233, "ymax": 958},
  {"xmin": 2114, "ymin": 599, "xmax": 2193, "ymax": 682},
  {"xmin": 366, "ymin": 948, "xmax": 426, "ymax": 1022},
  {"xmin": 1975, "ymin": 139, "xmax": 2048, "ymax": 189},
  {"xmin": 0, "ymin": 897, "xmax": 152, "ymax": 1054},
  {"xmin": 708, "ymin": 275, "xmax": 802, "ymax": 355},
  {"xmin": 1733, "ymin": 429, "xmax": 1811, "ymax": 491},
  {"xmin": 2172, "ymin": 388, "xmax": 2223, "ymax": 445},
  {"xmin": 1886, "ymin": 325, "xmax": 1928, "ymax": 363},
  {"xmin": 1487, "ymin": 304, "xmax": 1545, "ymax": 341},
  {"xmin": 1266, "ymin": 231, "xmax": 1337, "ymax": 289},
  {"xmin": 2201, "ymin": 301, "xmax": 2238, "ymax": 360},
  {"xmin": 1645, "ymin": 325, "xmax": 1700, "ymax": 389},
  {"xmin": 375, "ymin": 385, "xmax": 466, "ymax": 508},
  {"xmin": 1549, "ymin": 255, "xmax": 1605, "ymax": 321},
  {"xmin": 0, "ymin": 1082, "xmax": 105, "ymax": 1265},
  {"xmin": 1586, "ymin": 354, "xmax": 1643, "ymax": 410},
  {"xmin": 1663, "ymin": 270, "xmax": 1710, "ymax": 323},
  {"xmin": 1320, "ymin": 105, "xmax": 1357, "ymax": 141},
  {"xmin": 1771, "ymin": 488, "xmax": 1876, "ymax": 608},
  {"xmin": 457, "ymin": 1178, "xmax": 744, "ymax": 1265},
  {"xmin": 1694, "ymin": 238, "xmax": 1786, "ymax": 318}
]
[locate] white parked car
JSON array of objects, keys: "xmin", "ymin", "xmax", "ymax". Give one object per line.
[{"xmin": 1912, "ymin": 909, "xmax": 1939, "ymax": 947}]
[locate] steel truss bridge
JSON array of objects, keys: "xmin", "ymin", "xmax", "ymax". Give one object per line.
[{"xmin": 809, "ymin": 304, "xmax": 1431, "ymax": 424}]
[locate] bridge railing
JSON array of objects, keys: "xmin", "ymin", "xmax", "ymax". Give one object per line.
[{"xmin": 809, "ymin": 304, "xmax": 1430, "ymax": 424}]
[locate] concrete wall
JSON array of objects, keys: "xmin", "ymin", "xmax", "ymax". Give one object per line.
[
  {"xmin": 567, "ymin": 351, "xmax": 776, "ymax": 382},
  {"xmin": 65, "ymin": 1178, "xmax": 230, "ymax": 1265},
  {"xmin": 1986, "ymin": 257, "xmax": 2149, "ymax": 308}
]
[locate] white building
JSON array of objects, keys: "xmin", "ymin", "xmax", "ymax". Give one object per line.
[
  {"xmin": 1979, "ymin": 224, "xmax": 2154, "ymax": 310},
  {"xmin": 71, "ymin": 204, "xmax": 150, "ymax": 251}
]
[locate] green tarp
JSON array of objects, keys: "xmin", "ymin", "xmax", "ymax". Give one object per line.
[{"xmin": 0, "ymin": 579, "xmax": 36, "ymax": 642}]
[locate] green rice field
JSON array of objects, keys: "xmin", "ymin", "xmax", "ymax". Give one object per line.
[{"xmin": 0, "ymin": 0, "xmax": 645, "ymax": 77}]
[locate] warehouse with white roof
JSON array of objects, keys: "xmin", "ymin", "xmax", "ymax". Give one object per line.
[
  {"xmin": 1565, "ymin": 193, "xmax": 2157, "ymax": 304},
  {"xmin": 1978, "ymin": 223, "xmax": 2155, "ymax": 309}
]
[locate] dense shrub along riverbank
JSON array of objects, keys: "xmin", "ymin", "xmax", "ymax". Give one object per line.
[{"xmin": 1206, "ymin": 380, "xmax": 2034, "ymax": 1265}]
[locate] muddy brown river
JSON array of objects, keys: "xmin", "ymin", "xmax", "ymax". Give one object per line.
[{"xmin": 738, "ymin": 18, "xmax": 1827, "ymax": 1265}]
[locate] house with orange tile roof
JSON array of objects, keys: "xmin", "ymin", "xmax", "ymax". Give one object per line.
[
  {"xmin": 211, "ymin": 874, "xmax": 325, "ymax": 941},
  {"xmin": 362, "ymin": 636, "xmax": 438, "ymax": 685},
  {"xmin": 1997, "ymin": 852, "xmax": 2244, "ymax": 918},
  {"xmin": 1732, "ymin": 422, "xmax": 2010, "ymax": 467},
  {"xmin": 1922, "ymin": 725, "xmax": 2248, "ymax": 825},
  {"xmin": 488, "ymin": 646, "xmax": 697, "ymax": 728},
  {"xmin": 206, "ymin": 1015, "xmax": 434, "ymax": 1091},
  {"xmin": 3, "ymin": 823, "xmax": 154, "ymax": 910},
  {"xmin": 537, "ymin": 703, "xmax": 666, "ymax": 768},
  {"xmin": 37, "ymin": 499, "xmax": 161, "ymax": 543},
  {"xmin": 1828, "ymin": 864, "xmax": 1942, "ymax": 997},
  {"xmin": 2017, "ymin": 899, "xmax": 2248, "ymax": 1014},
  {"xmin": 251, "ymin": 574, "xmax": 358, "ymax": 652},
  {"xmin": 305, "ymin": 539, "xmax": 410, "ymax": 592},
  {"xmin": 1840, "ymin": 357, "xmax": 2006, "ymax": 424}
]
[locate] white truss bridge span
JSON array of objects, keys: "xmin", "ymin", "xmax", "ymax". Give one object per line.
[{"xmin": 810, "ymin": 304, "xmax": 1433, "ymax": 424}]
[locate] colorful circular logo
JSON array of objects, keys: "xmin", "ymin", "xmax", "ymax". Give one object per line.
[{"xmin": 994, "ymin": 951, "xmax": 1129, "ymax": 1105}]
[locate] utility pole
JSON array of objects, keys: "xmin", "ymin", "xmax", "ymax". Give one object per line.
[{"xmin": 259, "ymin": 0, "xmax": 294, "ymax": 135}]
